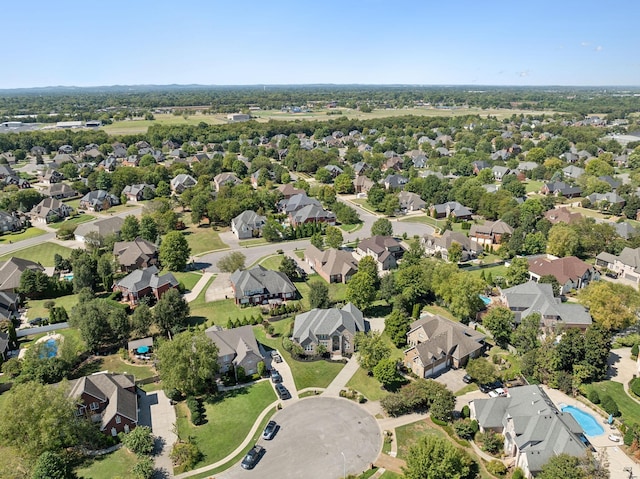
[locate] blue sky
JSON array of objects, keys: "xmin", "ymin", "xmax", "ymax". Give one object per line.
[{"xmin": 3, "ymin": 0, "xmax": 638, "ymax": 88}]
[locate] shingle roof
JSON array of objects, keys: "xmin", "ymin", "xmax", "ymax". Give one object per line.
[
  {"xmin": 205, "ymin": 324, "xmax": 263, "ymax": 367},
  {"xmin": 230, "ymin": 265, "xmax": 297, "ymax": 298},
  {"xmin": 305, "ymin": 245, "xmax": 358, "ymax": 277},
  {"xmin": 113, "ymin": 238, "xmax": 158, "ymax": 268},
  {"xmin": 74, "ymin": 216, "xmax": 124, "ymax": 239},
  {"xmin": 293, "ymin": 303, "xmax": 365, "ymax": 346},
  {"xmin": 0, "ymin": 257, "xmax": 45, "ymax": 291},
  {"xmin": 528, "ymin": 256, "xmax": 593, "ymax": 285},
  {"xmin": 114, "ymin": 265, "xmax": 178, "ymax": 294}
]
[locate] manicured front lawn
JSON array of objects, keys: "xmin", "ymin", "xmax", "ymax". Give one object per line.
[
  {"xmin": 183, "ymin": 225, "xmax": 228, "ymax": 255},
  {"xmin": 259, "ymin": 254, "xmax": 283, "ymax": 270},
  {"xmin": 167, "ymin": 271, "xmax": 201, "ymax": 292},
  {"xmin": 582, "ymin": 381, "xmax": 640, "ymax": 426},
  {"xmin": 0, "ymin": 242, "xmax": 73, "ymax": 267},
  {"xmin": 189, "ymin": 298, "xmax": 262, "ymax": 328},
  {"xmin": 347, "ymin": 366, "xmax": 390, "ymax": 401},
  {"xmin": 395, "ymin": 420, "xmax": 446, "ymax": 459},
  {"xmin": 239, "ymin": 237, "xmax": 268, "ymax": 247},
  {"xmin": 48, "ymin": 213, "xmax": 96, "ymax": 229},
  {"xmin": 75, "ymin": 447, "xmax": 139, "ymax": 479},
  {"xmin": 0, "ymin": 227, "xmax": 46, "ymax": 243},
  {"xmin": 175, "ymin": 381, "xmax": 276, "ymax": 472},
  {"xmin": 340, "ymin": 223, "xmax": 363, "ymax": 233}
]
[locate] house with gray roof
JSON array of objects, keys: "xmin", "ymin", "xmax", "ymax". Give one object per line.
[
  {"xmin": 429, "ymin": 201, "xmax": 472, "ymax": 220},
  {"xmin": 382, "ymin": 174, "xmax": 408, "ymax": 190},
  {"xmin": 540, "ymin": 181, "xmax": 582, "ymax": 198},
  {"xmin": 29, "ymin": 197, "xmax": 73, "ymax": 223},
  {"xmin": 74, "ymin": 216, "xmax": 124, "ymax": 243},
  {"xmin": 517, "ymin": 161, "xmax": 538, "ymax": 172},
  {"xmin": 403, "ymin": 313, "xmax": 485, "ymax": 378},
  {"xmin": 289, "ymin": 204, "xmax": 336, "ymax": 227},
  {"xmin": 422, "ymin": 230, "xmax": 482, "ymax": 262},
  {"xmin": 596, "ymin": 247, "xmax": 640, "ymax": 283},
  {"xmin": 79, "ymin": 189, "xmax": 120, "ymax": 212},
  {"xmin": 68, "ymin": 372, "xmax": 138, "ymax": 436},
  {"xmin": 492, "ymin": 165, "xmax": 511, "ymax": 181},
  {"xmin": 231, "ymin": 210, "xmax": 267, "ymax": 240},
  {"xmin": 230, "ymin": 265, "xmax": 297, "ymax": 305},
  {"xmin": 170, "ymin": 173, "xmax": 197, "ymax": 194},
  {"xmin": 562, "ymin": 165, "xmax": 585, "ymax": 180},
  {"xmin": 113, "ymin": 238, "xmax": 158, "ymax": 272},
  {"xmin": 500, "ymin": 281, "xmax": 592, "ymax": 330},
  {"xmin": 0, "ymin": 257, "xmax": 45, "ymax": 293},
  {"xmin": 0, "ymin": 211, "xmax": 24, "ymax": 233},
  {"xmin": 278, "ymin": 193, "xmax": 321, "ymax": 214},
  {"xmin": 398, "ymin": 191, "xmax": 426, "ymax": 211},
  {"xmin": 41, "ymin": 182, "xmax": 77, "ymax": 199},
  {"xmin": 122, "ymin": 183, "xmax": 154, "ymax": 202},
  {"xmin": 614, "ymin": 221, "xmax": 637, "ymax": 239},
  {"xmin": 470, "ymin": 385, "xmax": 589, "ymax": 478},
  {"xmin": 293, "ymin": 303, "xmax": 365, "ymax": 355},
  {"xmin": 213, "ymin": 172, "xmax": 241, "ymax": 191},
  {"xmin": 324, "ymin": 164, "xmax": 344, "ymax": 178},
  {"xmin": 113, "ymin": 265, "xmax": 178, "ymax": 305},
  {"xmin": 205, "ymin": 325, "xmax": 264, "ymax": 376},
  {"xmin": 586, "ymin": 192, "xmax": 625, "ymax": 208},
  {"xmin": 356, "ymin": 236, "xmax": 405, "ymax": 271}
]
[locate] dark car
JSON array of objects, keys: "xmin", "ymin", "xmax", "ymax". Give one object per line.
[
  {"xmin": 462, "ymin": 374, "xmax": 473, "ymax": 384},
  {"xmin": 270, "ymin": 369, "xmax": 282, "ymax": 383},
  {"xmin": 262, "ymin": 420, "xmax": 278, "ymax": 440},
  {"xmin": 28, "ymin": 317, "xmax": 43, "ymax": 326},
  {"xmin": 241, "ymin": 444, "xmax": 264, "ymax": 470},
  {"xmin": 275, "ymin": 383, "xmax": 291, "ymax": 400},
  {"xmin": 479, "ymin": 383, "xmax": 491, "ymax": 394}
]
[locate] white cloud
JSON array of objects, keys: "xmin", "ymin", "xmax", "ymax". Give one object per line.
[
  {"xmin": 595, "ymin": 45, "xmax": 603, "ymax": 52},
  {"xmin": 581, "ymin": 41, "xmax": 590, "ymax": 47}
]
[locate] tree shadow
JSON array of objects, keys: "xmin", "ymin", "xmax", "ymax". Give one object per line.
[
  {"xmin": 187, "ymin": 316, "xmax": 208, "ymax": 327},
  {"xmin": 70, "ymin": 357, "xmax": 105, "ymax": 379},
  {"xmin": 365, "ymin": 304, "xmax": 392, "ymax": 317}
]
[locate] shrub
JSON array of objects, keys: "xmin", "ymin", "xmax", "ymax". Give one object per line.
[
  {"xmin": 191, "ymin": 410, "xmax": 203, "ymax": 426},
  {"xmin": 453, "ymin": 419, "xmax": 478, "ymax": 440},
  {"xmin": 600, "ymin": 395, "xmax": 620, "ymax": 417},
  {"xmin": 431, "ymin": 417, "xmax": 447, "ymax": 426},
  {"xmin": 587, "ymin": 389, "xmax": 600, "ymax": 404},
  {"xmin": 486, "ymin": 460, "xmax": 507, "ymax": 476},
  {"xmin": 512, "ymin": 468, "xmax": 525, "ymax": 479},
  {"xmin": 120, "ymin": 425, "xmax": 154, "ymax": 456},
  {"xmin": 165, "ymin": 388, "xmax": 183, "ymax": 402},
  {"xmin": 631, "ymin": 378, "xmax": 640, "ymax": 397},
  {"xmin": 477, "ymin": 431, "xmax": 502, "ymax": 455},
  {"xmin": 461, "ymin": 405, "xmax": 470, "ymax": 419},
  {"xmin": 624, "ymin": 427, "xmax": 636, "ymax": 446},
  {"xmin": 632, "ymin": 343, "xmax": 639, "ymax": 358},
  {"xmin": 170, "ymin": 441, "xmax": 202, "ymax": 469}
]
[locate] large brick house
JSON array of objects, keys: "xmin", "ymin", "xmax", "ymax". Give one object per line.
[
  {"xmin": 469, "ymin": 220, "xmax": 514, "ymax": 250},
  {"xmin": 230, "ymin": 265, "xmax": 297, "ymax": 305},
  {"xmin": 305, "ymin": 245, "xmax": 358, "ymax": 284},
  {"xmin": 113, "ymin": 266, "xmax": 179, "ymax": 304}
]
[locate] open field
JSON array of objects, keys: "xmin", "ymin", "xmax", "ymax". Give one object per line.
[
  {"xmin": 101, "ymin": 112, "xmax": 227, "ymax": 135},
  {"xmin": 0, "ymin": 242, "xmax": 73, "ymax": 266},
  {"xmin": 75, "ymin": 448, "xmax": 139, "ymax": 479}
]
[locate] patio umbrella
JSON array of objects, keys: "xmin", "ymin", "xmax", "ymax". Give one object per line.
[{"xmin": 608, "ymin": 414, "xmax": 613, "ymax": 425}]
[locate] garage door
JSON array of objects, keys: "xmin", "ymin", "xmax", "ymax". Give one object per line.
[{"xmin": 426, "ymin": 361, "xmax": 448, "ymax": 377}]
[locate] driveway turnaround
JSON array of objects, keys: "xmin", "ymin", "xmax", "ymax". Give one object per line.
[{"xmin": 218, "ymin": 397, "xmax": 381, "ymax": 479}]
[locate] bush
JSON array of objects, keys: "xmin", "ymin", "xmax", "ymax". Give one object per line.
[
  {"xmin": 453, "ymin": 419, "xmax": 477, "ymax": 440},
  {"xmin": 477, "ymin": 431, "xmax": 502, "ymax": 455},
  {"xmin": 600, "ymin": 395, "xmax": 620, "ymax": 417},
  {"xmin": 632, "ymin": 343, "xmax": 639, "ymax": 358},
  {"xmin": 165, "ymin": 388, "xmax": 183, "ymax": 402},
  {"xmin": 170, "ymin": 441, "xmax": 202, "ymax": 469},
  {"xmin": 512, "ymin": 468, "xmax": 525, "ymax": 479},
  {"xmin": 624, "ymin": 427, "xmax": 636, "ymax": 446},
  {"xmin": 461, "ymin": 405, "xmax": 470, "ymax": 419},
  {"xmin": 631, "ymin": 378, "xmax": 640, "ymax": 397},
  {"xmin": 486, "ymin": 460, "xmax": 507, "ymax": 476},
  {"xmin": 587, "ymin": 389, "xmax": 600, "ymax": 404},
  {"xmin": 431, "ymin": 417, "xmax": 447, "ymax": 426}
]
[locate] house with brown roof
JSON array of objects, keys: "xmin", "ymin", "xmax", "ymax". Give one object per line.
[
  {"xmin": 213, "ymin": 172, "xmax": 241, "ymax": 191},
  {"xmin": 113, "ymin": 266, "xmax": 179, "ymax": 305},
  {"xmin": 354, "ymin": 176, "xmax": 374, "ymax": 194},
  {"xmin": 543, "ymin": 207, "xmax": 583, "ymax": 225},
  {"xmin": 205, "ymin": 325, "xmax": 264, "ymax": 376},
  {"xmin": 305, "ymin": 245, "xmax": 358, "ymax": 284},
  {"xmin": 29, "ymin": 197, "xmax": 73, "ymax": 223},
  {"xmin": 355, "ymin": 236, "xmax": 404, "ymax": 271},
  {"xmin": 528, "ymin": 256, "xmax": 598, "ymax": 295},
  {"xmin": 41, "ymin": 182, "xmax": 77, "ymax": 199},
  {"xmin": 403, "ymin": 313, "xmax": 485, "ymax": 378},
  {"xmin": 289, "ymin": 204, "xmax": 336, "ymax": 227},
  {"xmin": 113, "ymin": 238, "xmax": 159, "ymax": 272},
  {"xmin": 277, "ymin": 183, "xmax": 305, "ymax": 200},
  {"xmin": 469, "ymin": 220, "xmax": 514, "ymax": 250},
  {"xmin": 398, "ymin": 191, "xmax": 426, "ymax": 211},
  {"xmin": 68, "ymin": 372, "xmax": 138, "ymax": 436}
]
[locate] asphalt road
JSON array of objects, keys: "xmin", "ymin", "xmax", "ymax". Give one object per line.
[{"xmin": 218, "ymin": 397, "xmax": 381, "ymax": 479}]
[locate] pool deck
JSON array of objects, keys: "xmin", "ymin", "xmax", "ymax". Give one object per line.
[{"xmin": 541, "ymin": 385, "xmax": 637, "ymax": 478}]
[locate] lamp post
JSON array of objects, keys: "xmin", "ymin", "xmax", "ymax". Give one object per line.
[{"xmin": 341, "ymin": 451, "xmax": 346, "ymax": 479}]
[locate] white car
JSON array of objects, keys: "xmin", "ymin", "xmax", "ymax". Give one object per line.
[
  {"xmin": 609, "ymin": 434, "xmax": 621, "ymax": 442},
  {"xmin": 488, "ymin": 390, "xmax": 499, "ymax": 398}
]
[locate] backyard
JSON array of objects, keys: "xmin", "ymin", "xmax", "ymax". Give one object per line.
[
  {"xmin": 174, "ymin": 380, "xmax": 275, "ymax": 472},
  {"xmin": 0, "ymin": 241, "xmax": 73, "ymax": 267},
  {"xmin": 75, "ymin": 447, "xmax": 139, "ymax": 479},
  {"xmin": 582, "ymin": 381, "xmax": 640, "ymax": 427}
]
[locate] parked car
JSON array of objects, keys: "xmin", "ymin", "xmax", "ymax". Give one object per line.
[
  {"xmin": 270, "ymin": 369, "xmax": 282, "ymax": 383},
  {"xmin": 275, "ymin": 383, "xmax": 291, "ymax": 400},
  {"xmin": 28, "ymin": 317, "xmax": 43, "ymax": 326},
  {"xmin": 479, "ymin": 383, "xmax": 491, "ymax": 394},
  {"xmin": 462, "ymin": 374, "xmax": 472, "ymax": 384},
  {"xmin": 271, "ymin": 351, "xmax": 282, "ymax": 363},
  {"xmin": 241, "ymin": 444, "xmax": 264, "ymax": 470},
  {"xmin": 494, "ymin": 387, "xmax": 507, "ymax": 397},
  {"xmin": 609, "ymin": 434, "xmax": 621, "ymax": 442},
  {"xmin": 488, "ymin": 390, "xmax": 499, "ymax": 398},
  {"xmin": 262, "ymin": 420, "xmax": 278, "ymax": 440}
]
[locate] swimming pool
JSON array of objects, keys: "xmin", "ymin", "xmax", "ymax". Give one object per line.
[
  {"xmin": 479, "ymin": 295, "xmax": 491, "ymax": 306},
  {"xmin": 62, "ymin": 273, "xmax": 74, "ymax": 281},
  {"xmin": 561, "ymin": 405, "xmax": 604, "ymax": 436},
  {"xmin": 40, "ymin": 338, "xmax": 59, "ymax": 359}
]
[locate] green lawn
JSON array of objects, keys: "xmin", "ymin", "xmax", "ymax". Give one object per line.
[
  {"xmin": 62, "ymin": 198, "xmax": 81, "ymax": 209},
  {"xmin": 102, "ymin": 112, "xmax": 226, "ymax": 135},
  {"xmin": 48, "ymin": 213, "xmax": 96, "ymax": 229},
  {"xmin": 380, "ymin": 472, "xmax": 403, "ymax": 479},
  {"xmin": 189, "ymin": 298, "xmax": 262, "ymax": 328},
  {"xmin": 582, "ymin": 381, "xmax": 640, "ymax": 427},
  {"xmin": 296, "ymin": 278, "xmax": 347, "ymax": 309},
  {"xmin": 346, "ymin": 367, "xmax": 390, "ymax": 401},
  {"xmin": 294, "ymin": 250, "xmax": 305, "ymax": 259},
  {"xmin": 183, "ymin": 225, "xmax": 228, "ymax": 255},
  {"xmin": 258, "ymin": 254, "xmax": 283, "ymax": 270},
  {"xmin": 19, "ymin": 327, "xmax": 85, "ymax": 351},
  {"xmin": 168, "ymin": 271, "xmax": 201, "ymax": 292},
  {"xmin": 75, "ymin": 447, "xmax": 139, "ymax": 479},
  {"xmin": 525, "ymin": 180, "xmax": 544, "ymax": 193},
  {"xmin": 351, "ymin": 199, "xmax": 379, "ymax": 214},
  {"xmin": 423, "ymin": 304, "xmax": 459, "ymax": 322},
  {"xmin": 239, "ymin": 237, "xmax": 268, "ymax": 247},
  {"xmin": 175, "ymin": 381, "xmax": 276, "ymax": 472},
  {"xmin": 399, "ymin": 214, "xmax": 471, "ymax": 234},
  {"xmin": 0, "ymin": 227, "xmax": 46, "ymax": 243},
  {"xmin": 0, "ymin": 242, "xmax": 73, "ymax": 267},
  {"xmin": 467, "ymin": 264, "xmax": 509, "ymax": 280},
  {"xmin": 25, "ymin": 293, "xmax": 79, "ymax": 320},
  {"xmin": 395, "ymin": 420, "xmax": 446, "ymax": 459},
  {"xmin": 87, "ymin": 354, "xmax": 156, "ymax": 381},
  {"xmin": 340, "ymin": 223, "xmax": 363, "ymax": 233}
]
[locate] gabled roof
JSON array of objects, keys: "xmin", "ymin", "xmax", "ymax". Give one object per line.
[
  {"xmin": 279, "ymin": 193, "xmax": 321, "ymax": 213},
  {"xmin": 170, "ymin": 173, "xmax": 196, "ymax": 189},
  {"xmin": 543, "ymin": 207, "xmax": 583, "ymax": 225},
  {"xmin": 357, "ymin": 236, "xmax": 404, "ymax": 256},
  {"xmin": 528, "ymin": 256, "xmax": 593, "ymax": 285},
  {"xmin": 74, "ymin": 216, "xmax": 124, "ymax": 239},
  {"xmin": 469, "ymin": 219, "xmax": 513, "ymax": 237},
  {"xmin": 430, "ymin": 201, "xmax": 472, "ymax": 217},
  {"xmin": 232, "ymin": 210, "xmax": 266, "ymax": 230},
  {"xmin": 398, "ymin": 191, "xmax": 426, "ymax": 209},
  {"xmin": 290, "ymin": 204, "xmax": 336, "ymax": 224},
  {"xmin": 113, "ymin": 238, "xmax": 158, "ymax": 268},
  {"xmin": 0, "ymin": 257, "xmax": 45, "ymax": 291},
  {"xmin": 277, "ymin": 184, "xmax": 305, "ymax": 197},
  {"xmin": 306, "ymin": 245, "xmax": 358, "ymax": 277},
  {"xmin": 114, "ymin": 265, "xmax": 178, "ymax": 294},
  {"xmin": 230, "ymin": 265, "xmax": 297, "ymax": 298},
  {"xmin": 205, "ymin": 324, "xmax": 263, "ymax": 366},
  {"xmin": 293, "ymin": 303, "xmax": 365, "ymax": 346}
]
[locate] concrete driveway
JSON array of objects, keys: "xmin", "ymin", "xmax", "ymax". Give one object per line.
[
  {"xmin": 218, "ymin": 397, "xmax": 380, "ymax": 479},
  {"xmin": 432, "ymin": 368, "xmax": 469, "ymax": 394},
  {"xmin": 138, "ymin": 389, "xmax": 177, "ymax": 478},
  {"xmin": 205, "ymin": 273, "xmax": 234, "ymax": 302}
]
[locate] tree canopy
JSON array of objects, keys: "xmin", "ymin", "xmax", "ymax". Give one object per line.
[
  {"xmin": 403, "ymin": 435, "xmax": 477, "ymax": 479},
  {"xmin": 159, "ymin": 231, "xmax": 191, "ymax": 272}
]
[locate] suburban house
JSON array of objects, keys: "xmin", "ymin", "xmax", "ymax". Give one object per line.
[
  {"xmin": 614, "ymin": 222, "xmax": 637, "ymax": 240},
  {"xmin": 0, "ymin": 211, "xmax": 24, "ymax": 233},
  {"xmin": 305, "ymin": 245, "xmax": 359, "ymax": 283},
  {"xmin": 354, "ymin": 176, "xmax": 375, "ymax": 194},
  {"xmin": 41, "ymin": 169, "xmax": 65, "ymax": 185},
  {"xmin": 292, "ymin": 303, "xmax": 365, "ymax": 355},
  {"xmin": 422, "ymin": 230, "xmax": 482, "ymax": 262},
  {"xmin": 540, "ymin": 181, "xmax": 582, "ymax": 198},
  {"xmin": 29, "ymin": 198, "xmax": 73, "ymax": 223},
  {"xmin": 528, "ymin": 256, "xmax": 598, "ymax": 295},
  {"xmin": 354, "ymin": 161, "xmax": 371, "ymax": 177},
  {"xmin": 41, "ymin": 182, "xmax": 77, "ymax": 199},
  {"xmin": 469, "ymin": 220, "xmax": 514, "ymax": 249},
  {"xmin": 382, "ymin": 157, "xmax": 404, "ymax": 172},
  {"xmin": 113, "ymin": 265, "xmax": 179, "ymax": 305},
  {"xmin": 472, "ymin": 161, "xmax": 491, "ymax": 174},
  {"xmin": 0, "ymin": 290, "xmax": 20, "ymax": 321},
  {"xmin": 324, "ymin": 164, "xmax": 343, "ymax": 178},
  {"xmin": 68, "ymin": 372, "xmax": 138, "ymax": 436},
  {"xmin": 213, "ymin": 172, "xmax": 241, "ymax": 191},
  {"xmin": 544, "ymin": 207, "xmax": 583, "ymax": 225},
  {"xmin": 355, "ymin": 236, "xmax": 405, "ymax": 271},
  {"xmin": 113, "ymin": 238, "xmax": 159, "ymax": 272},
  {"xmin": 230, "ymin": 265, "xmax": 297, "ymax": 305},
  {"xmin": 429, "ymin": 201, "xmax": 473, "ymax": 220},
  {"xmin": 170, "ymin": 173, "xmax": 197, "ymax": 194},
  {"xmin": 470, "ymin": 385, "xmax": 589, "ymax": 478},
  {"xmin": 499, "ymin": 281, "xmax": 592, "ymax": 330},
  {"xmin": 122, "ymin": 184, "xmax": 154, "ymax": 202},
  {"xmin": 278, "ymin": 193, "xmax": 321, "ymax": 214},
  {"xmin": 562, "ymin": 165, "xmax": 585, "ymax": 180},
  {"xmin": 0, "ymin": 257, "xmax": 45, "ymax": 293},
  {"xmin": 277, "ymin": 183, "xmax": 305, "ymax": 199},
  {"xmin": 492, "ymin": 166, "xmax": 511, "ymax": 181},
  {"xmin": 79, "ymin": 190, "xmax": 120, "ymax": 212},
  {"xmin": 382, "ymin": 174, "xmax": 408, "ymax": 190},
  {"xmin": 596, "ymin": 247, "xmax": 640, "ymax": 283},
  {"xmin": 231, "ymin": 210, "xmax": 267, "ymax": 240},
  {"xmin": 74, "ymin": 216, "xmax": 124, "ymax": 243},
  {"xmin": 398, "ymin": 191, "xmax": 426, "ymax": 211},
  {"xmin": 586, "ymin": 192, "xmax": 625, "ymax": 209},
  {"xmin": 205, "ymin": 325, "xmax": 264, "ymax": 376},
  {"xmin": 289, "ymin": 204, "xmax": 336, "ymax": 227},
  {"xmin": 403, "ymin": 313, "xmax": 485, "ymax": 378}
]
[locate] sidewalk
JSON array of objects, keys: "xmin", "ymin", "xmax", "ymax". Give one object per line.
[
  {"xmin": 322, "ymin": 355, "xmax": 361, "ymax": 397},
  {"xmin": 183, "ymin": 272, "xmax": 213, "ymax": 303}
]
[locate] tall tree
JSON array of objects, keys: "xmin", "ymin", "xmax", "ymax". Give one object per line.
[
  {"xmin": 131, "ymin": 303, "xmax": 153, "ymax": 338},
  {"xmin": 403, "ymin": 435, "xmax": 477, "ymax": 479},
  {"xmin": 345, "ymin": 271, "xmax": 376, "ymax": 310},
  {"xmin": 120, "ymin": 215, "xmax": 140, "ymax": 241},
  {"xmin": 71, "ymin": 251, "xmax": 97, "ymax": 293},
  {"xmin": 354, "ymin": 331, "xmax": 390, "ymax": 372},
  {"xmin": 159, "ymin": 231, "xmax": 191, "ymax": 272},
  {"xmin": 217, "ymin": 251, "xmax": 246, "ymax": 273},
  {"xmin": 308, "ymin": 280, "xmax": 329, "ymax": 309},
  {"xmin": 278, "ymin": 256, "xmax": 299, "ymax": 281},
  {"xmin": 324, "ymin": 226, "xmax": 344, "ymax": 249},
  {"xmin": 482, "ymin": 306, "xmax": 514, "ymax": 348},
  {"xmin": 97, "ymin": 253, "xmax": 114, "ymax": 291},
  {"xmin": 371, "ymin": 218, "xmax": 393, "ymax": 237},
  {"xmin": 385, "ymin": 309, "xmax": 411, "ymax": 347},
  {"xmin": 579, "ymin": 281, "xmax": 640, "ymax": 331},
  {"xmin": 505, "ymin": 257, "xmax": 530, "ymax": 286},
  {"xmin": 31, "ymin": 451, "xmax": 77, "ymax": 479},
  {"xmin": 511, "ymin": 313, "xmax": 541, "ymax": 355},
  {"xmin": 547, "ymin": 223, "xmax": 580, "ymax": 257},
  {"xmin": 154, "ymin": 288, "xmax": 190, "ymax": 338},
  {"xmin": 156, "ymin": 331, "xmax": 219, "ymax": 396},
  {"xmin": 139, "ymin": 215, "xmax": 159, "ymax": 243}
]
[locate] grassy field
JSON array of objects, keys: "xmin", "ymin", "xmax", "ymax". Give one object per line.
[
  {"xmin": 582, "ymin": 381, "xmax": 640, "ymax": 427},
  {"xmin": 182, "ymin": 225, "xmax": 228, "ymax": 255},
  {"xmin": 395, "ymin": 420, "xmax": 446, "ymax": 459},
  {"xmin": 0, "ymin": 242, "xmax": 73, "ymax": 267},
  {"xmin": 340, "ymin": 223, "xmax": 363, "ymax": 233},
  {"xmin": 175, "ymin": 380, "xmax": 275, "ymax": 472},
  {"xmin": 295, "ymin": 278, "xmax": 347, "ymax": 309},
  {"xmin": 48, "ymin": 213, "xmax": 96, "ymax": 229},
  {"xmin": 189, "ymin": 298, "xmax": 263, "ymax": 328},
  {"xmin": 258, "ymin": 254, "xmax": 283, "ymax": 270},
  {"xmin": 24, "ymin": 293, "xmax": 79, "ymax": 320},
  {"xmin": 0, "ymin": 227, "xmax": 46, "ymax": 243},
  {"xmin": 102, "ymin": 112, "xmax": 227, "ymax": 135},
  {"xmin": 351, "ymin": 198, "xmax": 380, "ymax": 215},
  {"xmin": 525, "ymin": 180, "xmax": 544, "ymax": 193},
  {"xmin": 75, "ymin": 448, "xmax": 139, "ymax": 479},
  {"xmin": 167, "ymin": 271, "xmax": 201, "ymax": 291},
  {"xmin": 399, "ymin": 214, "xmax": 471, "ymax": 234},
  {"xmin": 62, "ymin": 198, "xmax": 81, "ymax": 209}
]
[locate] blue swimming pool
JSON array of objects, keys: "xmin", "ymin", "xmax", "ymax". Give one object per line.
[
  {"xmin": 40, "ymin": 338, "xmax": 58, "ymax": 359},
  {"xmin": 561, "ymin": 405, "xmax": 604, "ymax": 436},
  {"xmin": 479, "ymin": 295, "xmax": 491, "ymax": 306}
]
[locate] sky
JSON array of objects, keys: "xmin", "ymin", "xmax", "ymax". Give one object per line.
[{"xmin": 3, "ymin": 0, "xmax": 639, "ymax": 89}]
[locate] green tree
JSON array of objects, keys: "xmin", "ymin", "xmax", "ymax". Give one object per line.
[
  {"xmin": 373, "ymin": 358, "xmax": 401, "ymax": 388},
  {"xmin": 120, "ymin": 215, "xmax": 140, "ymax": 241},
  {"xmin": 278, "ymin": 255, "xmax": 299, "ymax": 281},
  {"xmin": 139, "ymin": 215, "xmax": 159, "ymax": 243},
  {"xmin": 308, "ymin": 280, "xmax": 329, "ymax": 309},
  {"xmin": 97, "ymin": 254, "xmax": 114, "ymax": 291},
  {"xmin": 156, "ymin": 331, "xmax": 219, "ymax": 396},
  {"xmin": 465, "ymin": 358, "xmax": 497, "ymax": 384},
  {"xmin": 371, "ymin": 218, "xmax": 393, "ymax": 237},
  {"xmin": 315, "ymin": 168, "xmax": 332, "ymax": 183},
  {"xmin": 511, "ymin": 313, "xmax": 541, "ymax": 355},
  {"xmin": 31, "ymin": 451, "xmax": 77, "ymax": 479},
  {"xmin": 447, "ymin": 242, "xmax": 463, "ymax": 263},
  {"xmin": 18, "ymin": 269, "xmax": 50, "ymax": 299},
  {"xmin": 538, "ymin": 274, "xmax": 561, "ymax": 296},
  {"xmin": 324, "ymin": 226, "xmax": 343, "ymax": 249},
  {"xmin": 131, "ymin": 303, "xmax": 154, "ymax": 338},
  {"xmin": 403, "ymin": 435, "xmax": 476, "ymax": 479},
  {"xmin": 379, "ymin": 273, "xmax": 398, "ymax": 304},
  {"xmin": 159, "ymin": 231, "xmax": 191, "ymax": 272},
  {"xmin": 120, "ymin": 426, "xmax": 154, "ymax": 456},
  {"xmin": 132, "ymin": 457, "xmax": 154, "ymax": 479},
  {"xmin": 345, "ymin": 271, "xmax": 376, "ymax": 310},
  {"xmin": 547, "ymin": 223, "xmax": 580, "ymax": 257},
  {"xmin": 70, "ymin": 299, "xmax": 122, "ymax": 351},
  {"xmin": 354, "ymin": 331, "xmax": 391, "ymax": 371},
  {"xmin": 537, "ymin": 454, "xmax": 585, "ymax": 479},
  {"xmin": 154, "ymin": 288, "xmax": 190, "ymax": 338},
  {"xmin": 579, "ymin": 281, "xmax": 640, "ymax": 331},
  {"xmin": 505, "ymin": 257, "xmax": 530, "ymax": 286},
  {"xmin": 583, "ymin": 323, "xmax": 612, "ymax": 382},
  {"xmin": 262, "ymin": 219, "xmax": 284, "ymax": 242},
  {"xmin": 430, "ymin": 388, "xmax": 455, "ymax": 422},
  {"xmin": 217, "ymin": 251, "xmax": 246, "ymax": 273},
  {"xmin": 482, "ymin": 306, "xmax": 514, "ymax": 348},
  {"xmin": 71, "ymin": 251, "xmax": 97, "ymax": 293},
  {"xmin": 385, "ymin": 309, "xmax": 411, "ymax": 347},
  {"xmin": 310, "ymin": 232, "xmax": 324, "ymax": 249},
  {"xmin": 334, "ymin": 173, "xmax": 354, "ymax": 194}
]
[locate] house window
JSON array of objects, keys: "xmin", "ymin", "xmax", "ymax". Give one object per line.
[
  {"xmin": 115, "ymin": 416, "xmax": 121, "ymax": 424},
  {"xmin": 90, "ymin": 402, "xmax": 99, "ymax": 411},
  {"xmin": 304, "ymin": 344, "xmax": 314, "ymax": 352}
]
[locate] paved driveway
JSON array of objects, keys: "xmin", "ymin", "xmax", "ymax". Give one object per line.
[
  {"xmin": 138, "ymin": 389, "xmax": 177, "ymax": 478},
  {"xmin": 432, "ymin": 368, "xmax": 468, "ymax": 394},
  {"xmin": 218, "ymin": 397, "xmax": 380, "ymax": 479}
]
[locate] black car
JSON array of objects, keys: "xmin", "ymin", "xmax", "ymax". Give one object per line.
[
  {"xmin": 275, "ymin": 383, "xmax": 291, "ymax": 400},
  {"xmin": 462, "ymin": 374, "xmax": 473, "ymax": 384},
  {"xmin": 241, "ymin": 444, "xmax": 264, "ymax": 470},
  {"xmin": 479, "ymin": 383, "xmax": 491, "ymax": 394},
  {"xmin": 28, "ymin": 317, "xmax": 43, "ymax": 326},
  {"xmin": 262, "ymin": 420, "xmax": 278, "ymax": 440},
  {"xmin": 270, "ymin": 369, "xmax": 282, "ymax": 383}
]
